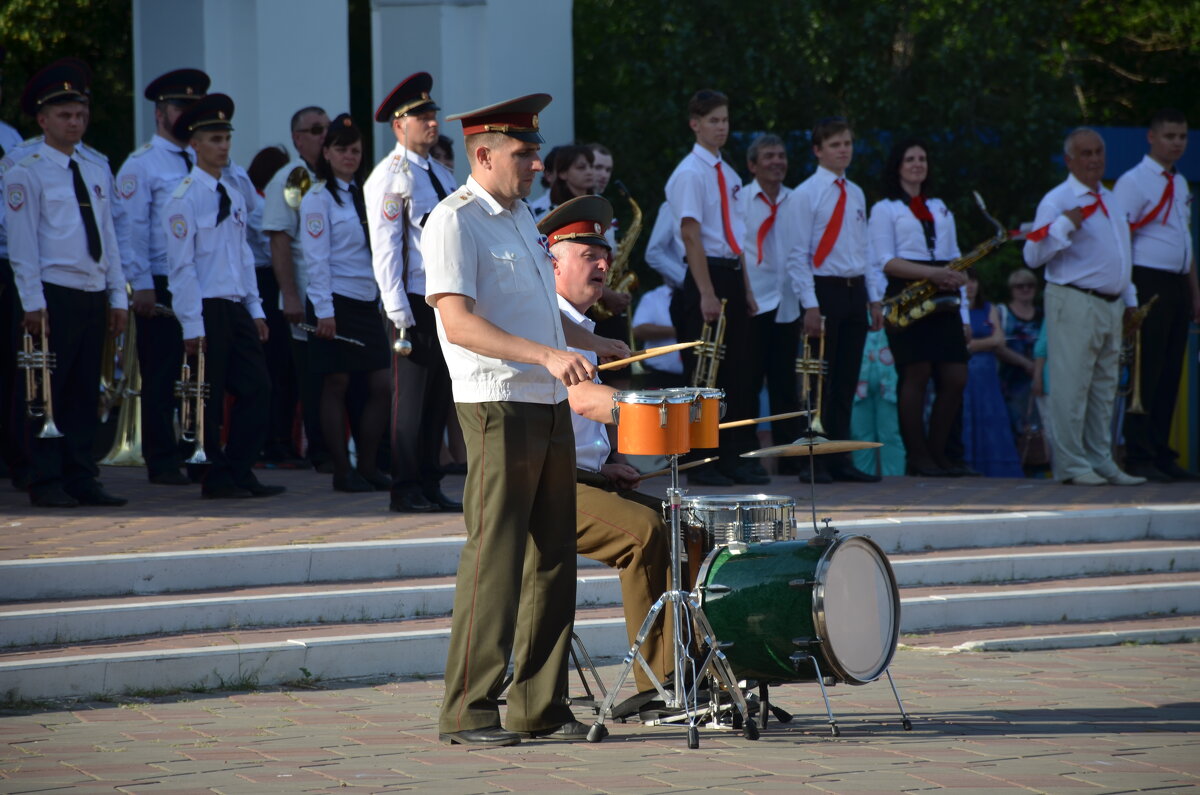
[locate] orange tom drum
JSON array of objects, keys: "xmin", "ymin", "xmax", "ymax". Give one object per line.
[
  {"xmin": 611, "ymin": 390, "xmax": 692, "ymax": 456},
  {"xmin": 668, "ymin": 387, "xmax": 725, "ymax": 449}
]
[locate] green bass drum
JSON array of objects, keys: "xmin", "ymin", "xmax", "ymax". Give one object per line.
[{"xmin": 697, "ymin": 535, "xmax": 900, "ymax": 684}]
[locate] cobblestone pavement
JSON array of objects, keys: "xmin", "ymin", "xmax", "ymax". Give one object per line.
[
  {"xmin": 1, "ymin": 645, "xmax": 1197, "ymax": 793},
  {"xmin": 1, "ymin": 464, "xmax": 1196, "ymax": 560}
]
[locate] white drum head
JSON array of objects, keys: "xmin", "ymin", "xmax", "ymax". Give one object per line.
[{"xmin": 816, "ymin": 536, "xmax": 899, "ymax": 683}]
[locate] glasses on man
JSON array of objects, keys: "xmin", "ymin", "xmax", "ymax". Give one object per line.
[{"xmin": 295, "ymin": 124, "xmax": 327, "ymax": 136}]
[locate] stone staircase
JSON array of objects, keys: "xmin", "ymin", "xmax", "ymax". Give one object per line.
[{"xmin": 1, "ymin": 504, "xmax": 1197, "ymax": 701}]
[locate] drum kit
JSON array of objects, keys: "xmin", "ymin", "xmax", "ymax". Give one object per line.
[{"xmin": 583, "ymin": 369, "xmax": 912, "ymax": 747}]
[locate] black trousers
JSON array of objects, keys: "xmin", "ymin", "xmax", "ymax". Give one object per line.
[
  {"xmin": 199, "ymin": 298, "xmax": 270, "ymax": 488},
  {"xmin": 1125, "ymin": 267, "xmax": 1192, "ymax": 467},
  {"xmin": 0, "ymin": 257, "xmax": 25, "ymax": 475},
  {"xmin": 749, "ymin": 309, "xmax": 803, "ymax": 451},
  {"xmin": 289, "ymin": 336, "xmax": 329, "ymax": 465},
  {"xmin": 136, "ymin": 274, "xmax": 185, "ymax": 477},
  {"xmin": 26, "ymin": 284, "xmax": 106, "ymax": 497},
  {"xmin": 811, "ymin": 275, "xmax": 869, "ymax": 469},
  {"xmin": 670, "ymin": 265, "xmax": 756, "ymax": 471},
  {"xmin": 256, "ymin": 267, "xmax": 297, "ymax": 458},
  {"xmin": 390, "ymin": 294, "xmax": 452, "ymax": 495}
]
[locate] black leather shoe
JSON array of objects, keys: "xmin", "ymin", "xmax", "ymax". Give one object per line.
[
  {"xmin": 731, "ymin": 463, "xmax": 770, "ymax": 485},
  {"xmin": 333, "ymin": 470, "xmax": 375, "ymax": 493},
  {"xmin": 241, "ymin": 481, "xmax": 286, "ymax": 498},
  {"xmin": 1127, "ymin": 462, "xmax": 1174, "ymax": 483},
  {"xmin": 202, "ymin": 484, "xmax": 253, "ymax": 499},
  {"xmin": 425, "ymin": 489, "xmax": 464, "ymax": 512},
  {"xmin": 390, "ymin": 489, "xmax": 437, "ymax": 513},
  {"xmin": 688, "ymin": 467, "xmax": 734, "ymax": 487},
  {"xmin": 830, "ymin": 465, "xmax": 881, "ymax": 483},
  {"xmin": 358, "ymin": 469, "xmax": 392, "ymax": 491},
  {"xmin": 149, "ymin": 470, "xmax": 191, "ymax": 486},
  {"xmin": 30, "ymin": 485, "xmax": 79, "ymax": 508},
  {"xmin": 70, "ymin": 486, "xmax": 128, "ymax": 507},
  {"xmin": 518, "ymin": 720, "xmax": 590, "ymax": 741},
  {"xmin": 1158, "ymin": 461, "xmax": 1200, "ymax": 482},
  {"xmin": 439, "ymin": 726, "xmax": 520, "ymax": 746}
]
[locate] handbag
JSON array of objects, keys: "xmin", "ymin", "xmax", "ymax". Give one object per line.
[{"xmin": 1017, "ymin": 395, "xmax": 1049, "ymax": 468}]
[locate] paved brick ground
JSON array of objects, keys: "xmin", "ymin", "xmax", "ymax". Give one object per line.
[
  {"xmin": 1, "ymin": 645, "xmax": 1197, "ymax": 793},
  {"xmin": 1, "ymin": 464, "xmax": 1196, "ymax": 560}
]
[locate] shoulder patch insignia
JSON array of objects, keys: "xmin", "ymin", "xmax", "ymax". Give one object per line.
[
  {"xmin": 305, "ymin": 212, "xmax": 325, "ymax": 238},
  {"xmin": 169, "ymin": 213, "xmax": 188, "ymax": 239},
  {"xmin": 172, "ymin": 177, "xmax": 193, "ymax": 199},
  {"xmin": 382, "ymin": 193, "xmax": 403, "ymax": 221},
  {"xmin": 6, "ymin": 183, "xmax": 26, "ymax": 212},
  {"xmin": 118, "ymin": 173, "xmax": 137, "ymax": 199}
]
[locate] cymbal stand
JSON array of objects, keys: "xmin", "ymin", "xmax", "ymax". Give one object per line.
[{"xmin": 587, "ymin": 453, "xmax": 759, "ymax": 747}]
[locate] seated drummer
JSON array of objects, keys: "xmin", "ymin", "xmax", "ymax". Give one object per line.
[{"xmin": 540, "ymin": 196, "xmax": 675, "ymax": 707}]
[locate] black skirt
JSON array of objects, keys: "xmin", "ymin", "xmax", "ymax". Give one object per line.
[
  {"xmin": 884, "ymin": 274, "xmax": 968, "ymax": 367},
  {"xmin": 306, "ymin": 294, "xmax": 391, "ymax": 375}
]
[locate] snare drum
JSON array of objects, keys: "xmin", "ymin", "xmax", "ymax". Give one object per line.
[
  {"xmin": 678, "ymin": 494, "xmax": 795, "ymax": 588},
  {"xmin": 697, "ymin": 535, "xmax": 900, "ymax": 685},
  {"xmin": 611, "ymin": 389, "xmax": 692, "ymax": 456},
  {"xmin": 667, "ymin": 387, "xmax": 725, "ymax": 449}
]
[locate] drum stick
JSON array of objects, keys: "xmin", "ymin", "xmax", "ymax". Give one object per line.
[
  {"xmin": 639, "ymin": 456, "xmax": 718, "ymax": 480},
  {"xmin": 718, "ymin": 409, "xmax": 812, "ymax": 430},
  {"xmin": 597, "ymin": 340, "xmax": 702, "ymax": 371}
]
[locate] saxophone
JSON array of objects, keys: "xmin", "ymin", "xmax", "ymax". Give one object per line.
[
  {"xmin": 882, "ymin": 191, "xmax": 1008, "ymax": 331},
  {"xmin": 591, "ymin": 180, "xmax": 643, "ymax": 321}
]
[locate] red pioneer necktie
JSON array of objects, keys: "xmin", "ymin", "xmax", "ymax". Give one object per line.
[
  {"xmin": 755, "ymin": 192, "xmax": 779, "ymax": 265},
  {"xmin": 908, "ymin": 194, "xmax": 934, "ymax": 222},
  {"xmin": 1025, "ymin": 191, "xmax": 1108, "ymax": 242},
  {"xmin": 715, "ymin": 161, "xmax": 742, "ymax": 257},
  {"xmin": 1129, "ymin": 171, "xmax": 1175, "ymax": 231},
  {"xmin": 812, "ymin": 178, "xmax": 846, "ymax": 268}
]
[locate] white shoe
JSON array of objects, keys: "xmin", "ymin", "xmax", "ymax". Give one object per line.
[
  {"xmin": 1065, "ymin": 471, "xmax": 1107, "ymax": 486},
  {"xmin": 1106, "ymin": 470, "xmax": 1147, "ymax": 486}
]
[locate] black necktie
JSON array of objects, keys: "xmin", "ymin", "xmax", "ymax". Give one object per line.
[
  {"xmin": 348, "ymin": 183, "xmax": 371, "ymax": 253},
  {"xmin": 0, "ymin": 143, "xmax": 5, "ymax": 159},
  {"xmin": 426, "ymin": 164, "xmax": 447, "ymax": 200},
  {"xmin": 216, "ymin": 182, "xmax": 231, "ymax": 225},
  {"xmin": 176, "ymin": 148, "xmax": 193, "ymax": 171},
  {"xmin": 69, "ymin": 159, "xmax": 103, "ymax": 262}
]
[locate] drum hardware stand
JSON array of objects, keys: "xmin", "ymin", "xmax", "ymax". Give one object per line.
[
  {"xmin": 499, "ymin": 633, "xmax": 614, "ymax": 716},
  {"xmin": 587, "ymin": 453, "xmax": 759, "ymax": 747},
  {"xmin": 782, "ymin": 648, "xmax": 912, "ymax": 736}
]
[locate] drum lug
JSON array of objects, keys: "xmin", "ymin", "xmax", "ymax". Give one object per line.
[
  {"xmin": 727, "ymin": 541, "xmax": 748, "ymax": 555},
  {"xmin": 787, "ymin": 578, "xmax": 810, "ymax": 588},
  {"xmin": 658, "ymin": 400, "xmax": 668, "ymax": 428},
  {"xmin": 703, "ymin": 584, "xmax": 731, "ymax": 594},
  {"xmin": 611, "ymin": 406, "xmax": 619, "ymax": 425},
  {"xmin": 790, "ymin": 638, "xmax": 813, "ymax": 648}
]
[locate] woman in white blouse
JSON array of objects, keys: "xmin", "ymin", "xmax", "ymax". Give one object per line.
[
  {"xmin": 299, "ymin": 114, "xmax": 392, "ymax": 493},
  {"xmin": 868, "ymin": 139, "xmax": 971, "ymax": 477}
]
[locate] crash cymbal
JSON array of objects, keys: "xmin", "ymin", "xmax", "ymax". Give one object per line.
[{"xmin": 741, "ymin": 439, "xmax": 883, "ymax": 458}]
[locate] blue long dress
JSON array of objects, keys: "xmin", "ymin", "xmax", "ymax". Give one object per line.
[{"xmin": 963, "ymin": 303, "xmax": 1024, "ymax": 477}]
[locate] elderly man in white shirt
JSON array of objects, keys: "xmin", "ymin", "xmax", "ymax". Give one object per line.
[{"xmin": 1023, "ymin": 127, "xmax": 1143, "ymax": 486}]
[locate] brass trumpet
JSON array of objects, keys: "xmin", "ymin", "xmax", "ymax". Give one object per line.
[
  {"xmin": 691, "ymin": 298, "xmax": 727, "ymax": 387},
  {"xmin": 1121, "ymin": 294, "xmax": 1158, "ymax": 414},
  {"xmin": 795, "ymin": 316, "xmax": 829, "ymax": 439},
  {"xmin": 175, "ymin": 343, "xmax": 210, "ymax": 464},
  {"xmin": 18, "ymin": 314, "xmax": 64, "ymax": 439}
]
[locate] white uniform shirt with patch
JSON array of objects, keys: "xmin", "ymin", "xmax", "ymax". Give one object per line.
[
  {"xmin": 559, "ymin": 294, "xmax": 609, "ymax": 473},
  {"xmin": 164, "ymin": 168, "xmax": 264, "ymax": 339},
  {"xmin": 664, "ymin": 143, "xmax": 746, "ymax": 260},
  {"xmin": 113, "ymin": 135, "xmax": 194, "ymax": 290},
  {"xmin": 299, "ymin": 179, "xmax": 377, "ymax": 319},
  {"xmin": 364, "ymin": 142, "xmax": 456, "ymax": 327},
  {"xmin": 261, "ymin": 157, "xmax": 314, "ymax": 296},
  {"xmin": 423, "ymin": 175, "xmax": 568, "ymax": 405},
  {"xmin": 0, "ymin": 120, "xmax": 27, "ymax": 259},
  {"xmin": 5, "ymin": 143, "xmax": 126, "ymax": 312}
]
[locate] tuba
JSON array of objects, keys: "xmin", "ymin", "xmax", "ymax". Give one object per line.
[
  {"xmin": 99, "ymin": 314, "xmax": 145, "ymax": 466},
  {"xmin": 590, "ymin": 180, "xmax": 643, "ymax": 321},
  {"xmin": 691, "ymin": 299, "xmax": 727, "ymax": 387},
  {"xmin": 282, "ymin": 166, "xmax": 313, "ymax": 209},
  {"xmin": 18, "ymin": 314, "xmax": 64, "ymax": 439},
  {"xmin": 882, "ymin": 192, "xmax": 1009, "ymax": 331},
  {"xmin": 1121, "ymin": 294, "xmax": 1158, "ymax": 413}
]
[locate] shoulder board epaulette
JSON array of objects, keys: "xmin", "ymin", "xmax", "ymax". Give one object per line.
[
  {"xmin": 21, "ymin": 135, "xmax": 43, "ymax": 146},
  {"xmin": 388, "ymin": 155, "xmax": 405, "ymax": 174},
  {"xmin": 309, "ymin": 179, "xmax": 327, "ymax": 195},
  {"xmin": 445, "ymin": 188, "xmax": 476, "ymax": 210},
  {"xmin": 128, "ymin": 141, "xmax": 154, "ymax": 158},
  {"xmin": 17, "ymin": 152, "xmax": 41, "ymax": 168},
  {"xmin": 172, "ymin": 176, "xmax": 194, "ymax": 199},
  {"xmin": 79, "ymin": 142, "xmax": 108, "ymax": 162}
]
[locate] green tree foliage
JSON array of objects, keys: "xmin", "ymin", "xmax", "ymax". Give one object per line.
[
  {"xmin": 0, "ymin": 0, "xmax": 133, "ymax": 163},
  {"xmin": 574, "ymin": 0, "xmax": 1191, "ymax": 298}
]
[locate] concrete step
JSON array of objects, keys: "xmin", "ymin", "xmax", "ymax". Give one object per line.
[
  {"xmin": 900, "ymin": 614, "xmax": 1200, "ymax": 651},
  {"xmin": 4, "ymin": 543, "xmax": 1198, "ymax": 647},
  {"xmin": 4, "ymin": 504, "xmax": 1196, "ymax": 600}
]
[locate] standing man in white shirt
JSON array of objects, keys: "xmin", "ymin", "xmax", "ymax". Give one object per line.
[
  {"xmin": 666, "ymin": 89, "xmax": 764, "ymax": 486},
  {"xmin": 365, "ymin": 72, "xmax": 461, "ymax": 513},
  {"xmin": 262, "ymin": 104, "xmax": 331, "ymax": 471},
  {"xmin": 426, "ymin": 94, "xmax": 627, "ymax": 747},
  {"xmin": 1113, "ymin": 109, "xmax": 1200, "ymax": 483},
  {"xmin": 739, "ymin": 133, "xmax": 803, "ymax": 464},
  {"xmin": 6, "ymin": 59, "xmax": 128, "ymax": 508},
  {"xmin": 0, "ymin": 45, "xmax": 29, "ymax": 480},
  {"xmin": 1023, "ymin": 127, "xmax": 1144, "ymax": 486},
  {"xmin": 785, "ymin": 116, "xmax": 884, "ymax": 482},
  {"xmin": 114, "ymin": 69, "xmax": 209, "ymax": 486},
  {"xmin": 164, "ymin": 94, "xmax": 285, "ymax": 500}
]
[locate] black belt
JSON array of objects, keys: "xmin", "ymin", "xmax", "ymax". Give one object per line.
[
  {"xmin": 705, "ymin": 256, "xmax": 741, "ymax": 271},
  {"xmin": 1060, "ymin": 282, "xmax": 1121, "ymax": 303},
  {"xmin": 814, "ymin": 274, "xmax": 865, "ymax": 288}
]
